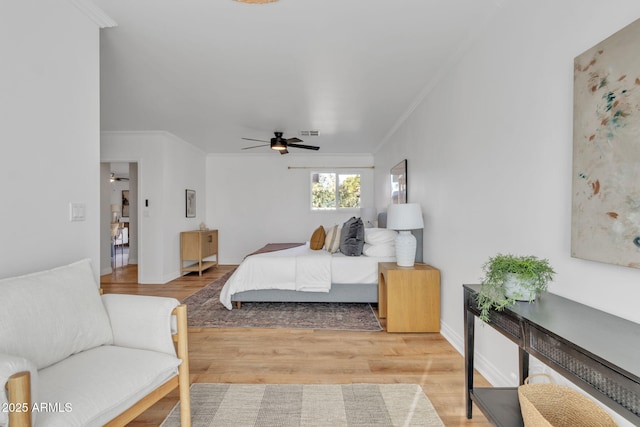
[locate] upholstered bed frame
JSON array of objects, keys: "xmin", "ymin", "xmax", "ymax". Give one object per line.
[{"xmin": 230, "ymin": 212, "xmax": 423, "ymax": 305}]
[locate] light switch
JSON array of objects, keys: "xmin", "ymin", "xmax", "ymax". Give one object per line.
[{"xmin": 69, "ymin": 202, "xmax": 86, "ymax": 222}]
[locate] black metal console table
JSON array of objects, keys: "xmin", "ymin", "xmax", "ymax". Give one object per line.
[{"xmin": 464, "ymin": 284, "xmax": 640, "ymax": 426}]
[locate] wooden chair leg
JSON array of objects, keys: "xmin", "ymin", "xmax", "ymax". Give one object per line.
[{"xmin": 174, "ymin": 304, "xmax": 192, "ymax": 427}]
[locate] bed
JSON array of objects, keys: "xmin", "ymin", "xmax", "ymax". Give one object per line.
[{"xmin": 220, "ymin": 213, "xmax": 423, "ymax": 309}]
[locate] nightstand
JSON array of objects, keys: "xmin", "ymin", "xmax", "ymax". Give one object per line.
[{"xmin": 378, "ymin": 262, "xmax": 440, "ymax": 332}]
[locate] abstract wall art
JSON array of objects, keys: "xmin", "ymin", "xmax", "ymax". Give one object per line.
[{"xmin": 572, "ymin": 17, "xmax": 640, "ymax": 268}]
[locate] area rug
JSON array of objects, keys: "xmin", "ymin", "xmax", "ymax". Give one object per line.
[
  {"xmin": 182, "ymin": 270, "xmax": 382, "ymax": 331},
  {"xmin": 161, "ymin": 383, "xmax": 444, "ymax": 427}
]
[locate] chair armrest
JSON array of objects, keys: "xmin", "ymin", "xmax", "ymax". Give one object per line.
[
  {"xmin": 0, "ymin": 353, "xmax": 38, "ymax": 427},
  {"xmin": 101, "ymin": 294, "xmax": 180, "ymax": 356}
]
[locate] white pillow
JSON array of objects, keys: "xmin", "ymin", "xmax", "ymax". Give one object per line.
[
  {"xmin": 363, "ymin": 243, "xmax": 396, "ymax": 257},
  {"xmin": 364, "ymin": 228, "xmax": 397, "ymax": 245},
  {"xmin": 0, "ymin": 259, "xmax": 113, "ymax": 370}
]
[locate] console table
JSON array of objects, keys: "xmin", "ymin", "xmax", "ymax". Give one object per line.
[
  {"xmin": 180, "ymin": 229, "xmax": 218, "ymax": 276},
  {"xmin": 464, "ymin": 284, "xmax": 640, "ymax": 426}
]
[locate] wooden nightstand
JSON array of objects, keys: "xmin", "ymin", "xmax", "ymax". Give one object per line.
[{"xmin": 378, "ymin": 262, "xmax": 440, "ymax": 332}]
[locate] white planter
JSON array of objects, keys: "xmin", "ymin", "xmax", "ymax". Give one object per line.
[{"xmin": 503, "ymin": 274, "xmax": 537, "ymax": 301}]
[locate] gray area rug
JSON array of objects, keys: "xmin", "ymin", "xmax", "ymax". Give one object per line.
[
  {"xmin": 182, "ymin": 270, "xmax": 382, "ymax": 331},
  {"xmin": 161, "ymin": 383, "xmax": 444, "ymax": 427}
]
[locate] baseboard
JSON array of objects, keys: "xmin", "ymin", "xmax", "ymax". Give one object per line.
[
  {"xmin": 162, "ymin": 270, "xmax": 181, "ymax": 284},
  {"xmin": 439, "ymin": 320, "xmax": 462, "ymax": 354},
  {"xmin": 439, "ymin": 319, "xmax": 512, "ymax": 387}
]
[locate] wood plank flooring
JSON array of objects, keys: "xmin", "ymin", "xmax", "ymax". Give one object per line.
[{"xmin": 101, "ymin": 265, "xmax": 491, "ymax": 426}]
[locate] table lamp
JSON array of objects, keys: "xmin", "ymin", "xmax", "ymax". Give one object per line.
[{"xmin": 386, "ymin": 203, "xmax": 424, "ymax": 267}]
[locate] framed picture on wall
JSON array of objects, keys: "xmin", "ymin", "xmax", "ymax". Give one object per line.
[
  {"xmin": 185, "ymin": 189, "xmax": 196, "ymax": 218},
  {"xmin": 122, "ymin": 190, "xmax": 130, "ymax": 217},
  {"xmin": 390, "ymin": 159, "xmax": 407, "ymax": 204},
  {"xmin": 572, "ymin": 17, "xmax": 640, "ymax": 269}
]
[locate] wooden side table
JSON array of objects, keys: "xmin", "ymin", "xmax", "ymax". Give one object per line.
[
  {"xmin": 180, "ymin": 229, "xmax": 218, "ymax": 276},
  {"xmin": 378, "ymin": 262, "xmax": 440, "ymax": 332}
]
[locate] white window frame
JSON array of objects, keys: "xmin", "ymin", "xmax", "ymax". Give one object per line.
[{"xmin": 310, "ymin": 171, "xmax": 362, "ymax": 211}]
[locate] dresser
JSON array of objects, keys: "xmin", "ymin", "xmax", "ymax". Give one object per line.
[{"xmin": 180, "ymin": 229, "xmax": 218, "ymax": 276}]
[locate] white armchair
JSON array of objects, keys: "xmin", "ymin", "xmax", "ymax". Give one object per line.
[{"xmin": 0, "ymin": 260, "xmax": 191, "ymax": 427}]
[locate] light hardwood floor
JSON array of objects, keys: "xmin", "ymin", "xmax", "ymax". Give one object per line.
[{"xmin": 101, "ymin": 264, "xmax": 491, "ymax": 426}]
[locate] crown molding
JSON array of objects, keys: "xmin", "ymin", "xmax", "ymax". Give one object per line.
[{"xmin": 68, "ymin": 0, "xmax": 117, "ymax": 28}]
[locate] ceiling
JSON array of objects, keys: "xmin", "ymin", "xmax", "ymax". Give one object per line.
[{"xmin": 95, "ymin": 0, "xmax": 506, "ymax": 155}]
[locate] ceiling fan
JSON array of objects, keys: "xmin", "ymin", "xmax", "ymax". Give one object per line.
[
  {"xmin": 110, "ymin": 173, "xmax": 129, "ymax": 182},
  {"xmin": 241, "ymin": 131, "xmax": 320, "ymax": 155}
]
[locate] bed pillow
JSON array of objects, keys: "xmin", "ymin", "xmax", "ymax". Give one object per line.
[
  {"xmin": 309, "ymin": 226, "xmax": 326, "ymax": 250},
  {"xmin": 363, "ymin": 243, "xmax": 396, "ymax": 258},
  {"xmin": 325, "ymin": 225, "xmax": 341, "ymax": 253},
  {"xmin": 339, "ymin": 217, "xmax": 365, "ymax": 256},
  {"xmin": 364, "ymin": 228, "xmax": 398, "ymax": 245}
]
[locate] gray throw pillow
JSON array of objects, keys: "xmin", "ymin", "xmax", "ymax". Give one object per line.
[{"xmin": 339, "ymin": 217, "xmax": 365, "ymax": 256}]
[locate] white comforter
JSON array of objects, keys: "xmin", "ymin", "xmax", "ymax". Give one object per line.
[{"xmin": 219, "ymin": 243, "xmax": 393, "ymax": 309}]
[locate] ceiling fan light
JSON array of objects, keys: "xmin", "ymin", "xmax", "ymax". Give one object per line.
[{"xmin": 271, "ymin": 143, "xmax": 286, "ymax": 151}]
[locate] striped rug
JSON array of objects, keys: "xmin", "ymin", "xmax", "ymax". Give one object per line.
[{"xmin": 161, "ymin": 383, "xmax": 444, "ymax": 426}]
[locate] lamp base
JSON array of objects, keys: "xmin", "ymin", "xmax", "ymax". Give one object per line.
[{"xmin": 395, "ymin": 230, "xmax": 417, "ymax": 267}]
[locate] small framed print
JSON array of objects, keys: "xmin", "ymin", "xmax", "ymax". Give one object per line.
[
  {"xmin": 122, "ymin": 190, "xmax": 130, "ymax": 217},
  {"xmin": 185, "ymin": 189, "xmax": 196, "ymax": 218},
  {"xmin": 390, "ymin": 159, "xmax": 407, "ymax": 204}
]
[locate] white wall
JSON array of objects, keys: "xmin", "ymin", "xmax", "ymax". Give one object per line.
[
  {"xmin": 207, "ymin": 153, "xmax": 374, "ymax": 263},
  {"xmin": 100, "ymin": 163, "xmax": 112, "ymax": 273},
  {"xmin": 375, "ymin": 1, "xmax": 640, "ymax": 424},
  {"xmin": 128, "ymin": 162, "xmax": 139, "ymax": 264},
  {"xmin": 0, "ymin": 0, "xmax": 102, "ymax": 280},
  {"xmin": 101, "ymin": 131, "xmax": 206, "ymax": 283}
]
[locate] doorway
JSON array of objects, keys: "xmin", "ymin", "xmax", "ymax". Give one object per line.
[{"xmin": 101, "ymin": 161, "xmax": 139, "ymax": 282}]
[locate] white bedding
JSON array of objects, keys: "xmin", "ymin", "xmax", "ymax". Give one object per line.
[{"xmin": 219, "ymin": 243, "xmax": 394, "ymax": 309}]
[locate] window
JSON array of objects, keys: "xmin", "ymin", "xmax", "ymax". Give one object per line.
[{"xmin": 311, "ymin": 172, "xmax": 361, "ymax": 210}]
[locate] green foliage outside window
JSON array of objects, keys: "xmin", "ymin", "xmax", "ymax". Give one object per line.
[
  {"xmin": 311, "ymin": 173, "xmax": 360, "ymax": 210},
  {"xmin": 338, "ymin": 175, "xmax": 360, "ymax": 208},
  {"xmin": 312, "ymin": 173, "xmax": 336, "ymax": 209}
]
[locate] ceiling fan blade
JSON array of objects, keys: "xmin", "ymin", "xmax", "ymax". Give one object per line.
[
  {"xmin": 285, "ymin": 137, "xmax": 303, "ymax": 143},
  {"xmin": 287, "ymin": 143, "xmax": 320, "ymax": 151},
  {"xmin": 241, "ymin": 144, "xmax": 269, "ymax": 150},
  {"xmin": 242, "ymin": 137, "xmax": 269, "ymax": 143},
  {"xmin": 280, "ymin": 148, "xmax": 289, "ymax": 155},
  {"xmin": 110, "ymin": 173, "xmax": 129, "ymax": 182}
]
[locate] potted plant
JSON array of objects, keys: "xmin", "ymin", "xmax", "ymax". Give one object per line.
[{"xmin": 477, "ymin": 253, "xmax": 555, "ymax": 322}]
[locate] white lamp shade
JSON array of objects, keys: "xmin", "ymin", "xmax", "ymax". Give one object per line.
[
  {"xmin": 387, "ymin": 203, "xmax": 423, "ymax": 267},
  {"xmin": 386, "ymin": 203, "xmax": 424, "ymax": 230}
]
